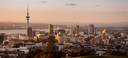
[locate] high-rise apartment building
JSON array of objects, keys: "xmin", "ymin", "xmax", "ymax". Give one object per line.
[
  {"xmin": 94, "ymin": 28, "xmax": 97, "ymax": 35},
  {"xmin": 88, "ymin": 24, "xmax": 94, "ymax": 34},
  {"xmin": 32, "ymin": 30, "xmax": 36, "ymax": 38},
  {"xmin": 74, "ymin": 23, "xmax": 79, "ymax": 36},
  {"xmin": 48, "ymin": 24, "xmax": 53, "ymax": 35}
]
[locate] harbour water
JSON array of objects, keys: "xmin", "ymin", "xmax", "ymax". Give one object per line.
[
  {"xmin": 0, "ymin": 29, "xmax": 71, "ymax": 35},
  {"xmin": 0, "ymin": 29, "xmax": 48, "ymax": 35}
]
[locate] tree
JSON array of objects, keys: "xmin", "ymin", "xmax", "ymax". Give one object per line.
[
  {"xmin": 86, "ymin": 49, "xmax": 94, "ymax": 55},
  {"xmin": 68, "ymin": 47, "xmax": 78, "ymax": 56},
  {"xmin": 25, "ymin": 35, "xmax": 65, "ymax": 58},
  {"xmin": 78, "ymin": 45, "xmax": 85, "ymax": 56},
  {"xmin": 115, "ymin": 45, "xmax": 121, "ymax": 51},
  {"xmin": 46, "ymin": 36, "xmax": 56, "ymax": 52},
  {"xmin": 25, "ymin": 49, "xmax": 42, "ymax": 58}
]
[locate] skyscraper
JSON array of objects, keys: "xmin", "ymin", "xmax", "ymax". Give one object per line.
[
  {"xmin": 27, "ymin": 27, "xmax": 32, "ymax": 38},
  {"xmin": 32, "ymin": 30, "xmax": 36, "ymax": 38},
  {"xmin": 102, "ymin": 29, "xmax": 106, "ymax": 34},
  {"xmin": 48, "ymin": 24, "xmax": 53, "ymax": 35},
  {"xmin": 94, "ymin": 28, "xmax": 97, "ymax": 35},
  {"xmin": 88, "ymin": 24, "xmax": 94, "ymax": 34},
  {"xmin": 0, "ymin": 35, "xmax": 4, "ymax": 44},
  {"xmin": 74, "ymin": 23, "xmax": 79, "ymax": 36}
]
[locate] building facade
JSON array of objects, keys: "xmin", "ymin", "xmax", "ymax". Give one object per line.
[
  {"xmin": 48, "ymin": 24, "xmax": 53, "ymax": 35},
  {"xmin": 27, "ymin": 27, "xmax": 32, "ymax": 38},
  {"xmin": 74, "ymin": 23, "xmax": 79, "ymax": 36},
  {"xmin": 88, "ymin": 24, "xmax": 94, "ymax": 34}
]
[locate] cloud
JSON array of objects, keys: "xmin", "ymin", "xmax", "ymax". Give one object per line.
[
  {"xmin": 93, "ymin": 5, "xmax": 100, "ymax": 7},
  {"xmin": 96, "ymin": 5, "xmax": 100, "ymax": 7},
  {"xmin": 119, "ymin": 12, "xmax": 128, "ymax": 13},
  {"xmin": 92, "ymin": 12, "xmax": 107, "ymax": 13},
  {"xmin": 66, "ymin": 3, "xmax": 77, "ymax": 6},
  {"xmin": 40, "ymin": 1, "xmax": 47, "ymax": 3}
]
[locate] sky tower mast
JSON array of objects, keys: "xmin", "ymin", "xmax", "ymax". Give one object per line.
[
  {"xmin": 26, "ymin": 2, "xmax": 30, "ymax": 29},
  {"xmin": 26, "ymin": 2, "xmax": 31, "ymax": 38}
]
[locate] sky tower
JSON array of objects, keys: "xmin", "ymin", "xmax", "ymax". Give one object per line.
[
  {"xmin": 26, "ymin": 3, "xmax": 30, "ymax": 29},
  {"xmin": 26, "ymin": 3, "xmax": 32, "ymax": 38}
]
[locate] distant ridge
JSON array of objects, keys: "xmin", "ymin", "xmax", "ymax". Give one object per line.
[
  {"xmin": 50, "ymin": 22, "xmax": 128, "ymax": 27},
  {"xmin": 0, "ymin": 22, "xmax": 128, "ymax": 27}
]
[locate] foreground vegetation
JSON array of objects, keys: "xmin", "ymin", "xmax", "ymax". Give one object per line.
[
  {"xmin": 62, "ymin": 55, "xmax": 128, "ymax": 58},
  {"xmin": 25, "ymin": 36, "xmax": 65, "ymax": 58},
  {"xmin": 25, "ymin": 36, "xmax": 128, "ymax": 58}
]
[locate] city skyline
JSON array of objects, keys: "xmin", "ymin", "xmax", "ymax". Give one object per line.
[
  {"xmin": 0, "ymin": 0, "xmax": 128, "ymax": 57},
  {"xmin": 0, "ymin": 0, "xmax": 128, "ymax": 27}
]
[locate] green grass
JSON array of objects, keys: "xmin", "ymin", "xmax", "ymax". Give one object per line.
[{"xmin": 61, "ymin": 55, "xmax": 128, "ymax": 58}]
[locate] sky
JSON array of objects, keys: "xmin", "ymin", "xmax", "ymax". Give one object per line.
[{"xmin": 0, "ymin": 0, "xmax": 128, "ymax": 26}]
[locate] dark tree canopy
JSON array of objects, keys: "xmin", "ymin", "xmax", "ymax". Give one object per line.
[
  {"xmin": 25, "ymin": 35, "xmax": 65, "ymax": 58},
  {"xmin": 46, "ymin": 36, "xmax": 56, "ymax": 52}
]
